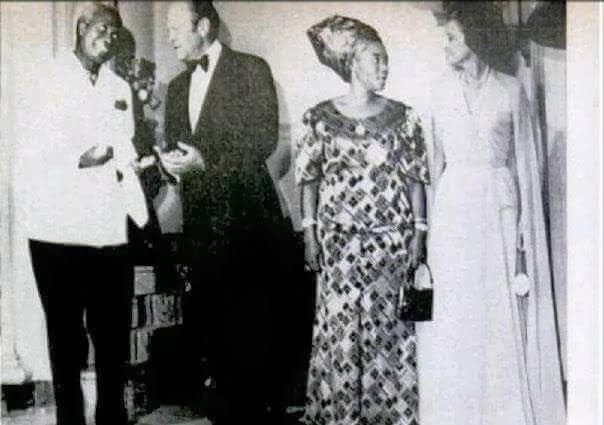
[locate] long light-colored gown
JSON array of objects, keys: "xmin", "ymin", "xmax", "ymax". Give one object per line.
[{"xmin": 416, "ymin": 68, "xmax": 566, "ymax": 425}]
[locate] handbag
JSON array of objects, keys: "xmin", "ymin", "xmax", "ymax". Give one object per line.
[
  {"xmin": 397, "ymin": 263, "xmax": 433, "ymax": 322},
  {"xmin": 512, "ymin": 236, "xmax": 530, "ymax": 297}
]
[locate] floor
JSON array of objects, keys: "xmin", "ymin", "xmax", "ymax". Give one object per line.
[
  {"xmin": 2, "ymin": 405, "xmax": 306, "ymax": 425},
  {"xmin": 2, "ymin": 405, "xmax": 210, "ymax": 425}
]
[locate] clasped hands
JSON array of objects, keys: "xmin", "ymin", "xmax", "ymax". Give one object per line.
[
  {"xmin": 78, "ymin": 144, "xmax": 157, "ymax": 175},
  {"xmin": 78, "ymin": 141, "xmax": 204, "ymax": 180},
  {"xmin": 153, "ymin": 142, "xmax": 205, "ymax": 180}
]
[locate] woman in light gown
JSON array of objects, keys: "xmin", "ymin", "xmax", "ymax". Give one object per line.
[{"xmin": 416, "ymin": 3, "xmax": 566, "ymax": 425}]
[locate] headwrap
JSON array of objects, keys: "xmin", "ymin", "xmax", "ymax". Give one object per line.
[{"xmin": 307, "ymin": 15, "xmax": 382, "ymax": 82}]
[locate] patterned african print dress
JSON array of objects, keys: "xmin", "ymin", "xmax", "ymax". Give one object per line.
[{"xmin": 295, "ymin": 100, "xmax": 429, "ymax": 425}]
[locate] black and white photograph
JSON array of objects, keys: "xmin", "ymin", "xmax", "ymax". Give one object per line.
[{"xmin": 0, "ymin": 2, "xmax": 601, "ymax": 425}]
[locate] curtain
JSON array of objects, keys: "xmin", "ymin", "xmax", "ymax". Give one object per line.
[
  {"xmin": 517, "ymin": 39, "xmax": 567, "ymax": 383},
  {"xmin": 529, "ymin": 42, "xmax": 567, "ymax": 382},
  {"xmin": 510, "ymin": 0, "xmax": 567, "ymax": 383}
]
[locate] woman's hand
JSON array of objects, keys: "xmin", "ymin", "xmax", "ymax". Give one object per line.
[
  {"xmin": 409, "ymin": 230, "xmax": 427, "ymax": 269},
  {"xmin": 304, "ymin": 228, "xmax": 321, "ymax": 272}
]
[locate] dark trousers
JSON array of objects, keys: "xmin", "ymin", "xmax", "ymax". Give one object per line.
[
  {"xmin": 29, "ymin": 240, "xmax": 133, "ymax": 425},
  {"xmin": 185, "ymin": 224, "xmax": 307, "ymax": 425},
  {"xmin": 269, "ymin": 235, "xmax": 317, "ymax": 414}
]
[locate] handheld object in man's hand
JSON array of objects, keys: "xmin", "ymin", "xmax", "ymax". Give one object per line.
[
  {"xmin": 130, "ymin": 155, "xmax": 156, "ymax": 175},
  {"xmin": 159, "ymin": 139, "xmax": 187, "ymax": 156},
  {"xmin": 137, "ymin": 155, "xmax": 156, "ymax": 169},
  {"xmin": 168, "ymin": 149, "xmax": 186, "ymax": 159},
  {"xmin": 94, "ymin": 145, "xmax": 114, "ymax": 160},
  {"xmin": 79, "ymin": 145, "xmax": 114, "ymax": 168}
]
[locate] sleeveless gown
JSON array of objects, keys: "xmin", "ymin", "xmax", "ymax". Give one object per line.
[{"xmin": 416, "ymin": 68, "xmax": 566, "ymax": 425}]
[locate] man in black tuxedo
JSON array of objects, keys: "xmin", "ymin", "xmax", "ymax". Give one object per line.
[{"xmin": 156, "ymin": 2, "xmax": 296, "ymax": 424}]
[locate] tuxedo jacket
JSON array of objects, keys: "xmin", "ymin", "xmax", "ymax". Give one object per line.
[{"xmin": 165, "ymin": 46, "xmax": 282, "ymax": 257}]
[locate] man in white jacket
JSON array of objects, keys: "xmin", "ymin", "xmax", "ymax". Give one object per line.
[{"xmin": 14, "ymin": 3, "xmax": 148, "ymax": 424}]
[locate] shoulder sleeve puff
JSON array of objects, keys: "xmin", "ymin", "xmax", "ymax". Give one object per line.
[
  {"xmin": 396, "ymin": 108, "xmax": 430, "ymax": 185},
  {"xmin": 294, "ymin": 107, "xmax": 326, "ymax": 185}
]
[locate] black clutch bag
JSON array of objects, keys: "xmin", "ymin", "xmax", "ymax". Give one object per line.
[{"xmin": 397, "ymin": 263, "xmax": 433, "ymax": 322}]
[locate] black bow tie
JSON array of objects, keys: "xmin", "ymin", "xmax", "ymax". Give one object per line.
[{"xmin": 185, "ymin": 55, "xmax": 209, "ymax": 73}]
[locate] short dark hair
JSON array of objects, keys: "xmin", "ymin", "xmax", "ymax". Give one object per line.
[
  {"xmin": 442, "ymin": 1, "xmax": 514, "ymax": 74},
  {"xmin": 187, "ymin": 1, "xmax": 220, "ymax": 42},
  {"xmin": 74, "ymin": 2, "xmax": 123, "ymax": 49}
]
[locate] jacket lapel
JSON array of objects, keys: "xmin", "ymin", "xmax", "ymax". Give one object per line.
[
  {"xmin": 193, "ymin": 46, "xmax": 230, "ymax": 138},
  {"xmin": 175, "ymin": 72, "xmax": 193, "ymax": 140}
]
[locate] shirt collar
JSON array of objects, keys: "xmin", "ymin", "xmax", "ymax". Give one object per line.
[
  {"xmin": 192, "ymin": 40, "xmax": 222, "ymax": 75},
  {"xmin": 206, "ymin": 40, "xmax": 222, "ymax": 67},
  {"xmin": 66, "ymin": 52, "xmax": 111, "ymax": 87}
]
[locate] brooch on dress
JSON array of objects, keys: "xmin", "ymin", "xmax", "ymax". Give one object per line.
[{"xmin": 355, "ymin": 123, "xmax": 367, "ymax": 137}]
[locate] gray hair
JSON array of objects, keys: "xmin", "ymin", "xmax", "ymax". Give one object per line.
[{"xmin": 72, "ymin": 2, "xmax": 122, "ymax": 49}]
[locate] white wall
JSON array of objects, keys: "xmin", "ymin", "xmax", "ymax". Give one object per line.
[
  {"xmin": 2, "ymin": 2, "xmax": 54, "ymax": 382},
  {"xmin": 153, "ymin": 2, "xmax": 446, "ymax": 123},
  {"xmin": 119, "ymin": 1, "xmax": 154, "ymax": 61},
  {"xmin": 219, "ymin": 2, "xmax": 445, "ymax": 123}
]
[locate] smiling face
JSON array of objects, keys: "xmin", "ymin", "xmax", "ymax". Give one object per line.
[
  {"xmin": 79, "ymin": 11, "xmax": 120, "ymax": 65},
  {"xmin": 443, "ymin": 19, "xmax": 473, "ymax": 68},
  {"xmin": 167, "ymin": 2, "xmax": 206, "ymax": 61},
  {"xmin": 351, "ymin": 40, "xmax": 389, "ymax": 92}
]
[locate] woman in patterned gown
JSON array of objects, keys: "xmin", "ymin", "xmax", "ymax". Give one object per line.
[
  {"xmin": 295, "ymin": 16, "xmax": 429, "ymax": 425},
  {"xmin": 416, "ymin": 3, "xmax": 565, "ymax": 425}
]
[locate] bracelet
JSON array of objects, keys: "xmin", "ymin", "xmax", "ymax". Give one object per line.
[
  {"xmin": 414, "ymin": 222, "xmax": 429, "ymax": 232},
  {"xmin": 301, "ymin": 217, "xmax": 317, "ymax": 229}
]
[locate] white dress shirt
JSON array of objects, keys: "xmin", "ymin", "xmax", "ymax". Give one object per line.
[
  {"xmin": 14, "ymin": 53, "xmax": 148, "ymax": 247},
  {"xmin": 188, "ymin": 41, "xmax": 222, "ymax": 131}
]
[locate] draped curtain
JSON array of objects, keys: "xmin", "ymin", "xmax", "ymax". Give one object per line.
[
  {"xmin": 503, "ymin": 0, "xmax": 567, "ymax": 381},
  {"xmin": 526, "ymin": 42, "xmax": 567, "ymax": 381}
]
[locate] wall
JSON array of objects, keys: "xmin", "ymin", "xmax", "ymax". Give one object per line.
[
  {"xmin": 540, "ymin": 45, "xmax": 567, "ymax": 378},
  {"xmin": 153, "ymin": 2, "xmax": 445, "ymax": 121},
  {"xmin": 119, "ymin": 1, "xmax": 154, "ymax": 61},
  {"xmin": 1, "ymin": 2, "xmax": 54, "ymax": 383}
]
